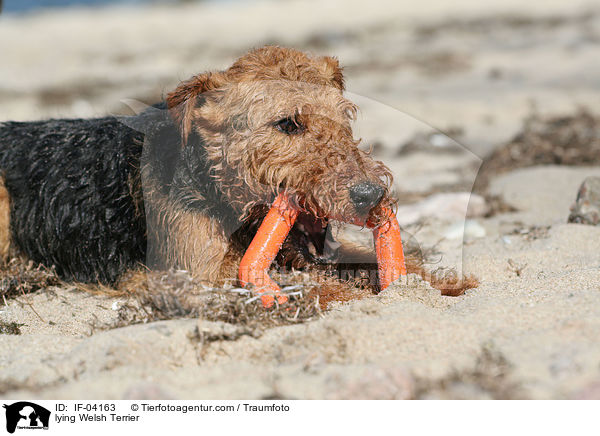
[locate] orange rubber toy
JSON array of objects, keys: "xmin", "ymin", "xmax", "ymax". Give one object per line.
[
  {"xmin": 238, "ymin": 193, "xmax": 299, "ymax": 307},
  {"xmin": 239, "ymin": 195, "xmax": 406, "ymax": 308},
  {"xmin": 371, "ymin": 209, "xmax": 407, "ymax": 289}
]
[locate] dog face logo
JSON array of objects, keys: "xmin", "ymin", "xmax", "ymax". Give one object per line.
[{"xmin": 2, "ymin": 402, "xmax": 50, "ymax": 433}]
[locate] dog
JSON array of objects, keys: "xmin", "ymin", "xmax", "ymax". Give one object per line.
[{"xmin": 0, "ymin": 46, "xmax": 398, "ymax": 296}]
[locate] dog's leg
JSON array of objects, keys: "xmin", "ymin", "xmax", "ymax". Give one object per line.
[
  {"xmin": 0, "ymin": 175, "xmax": 11, "ymax": 262},
  {"xmin": 145, "ymin": 192, "xmax": 230, "ymax": 283},
  {"xmin": 168, "ymin": 210, "xmax": 230, "ymax": 282}
]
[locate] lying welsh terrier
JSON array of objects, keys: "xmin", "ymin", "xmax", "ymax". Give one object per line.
[{"xmin": 1, "ymin": 46, "xmax": 459, "ymax": 306}]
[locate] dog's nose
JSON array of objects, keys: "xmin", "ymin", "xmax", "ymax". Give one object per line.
[{"xmin": 349, "ymin": 182, "xmax": 384, "ymax": 214}]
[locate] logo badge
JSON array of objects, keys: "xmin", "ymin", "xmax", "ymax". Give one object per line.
[{"xmin": 3, "ymin": 402, "xmax": 50, "ymax": 434}]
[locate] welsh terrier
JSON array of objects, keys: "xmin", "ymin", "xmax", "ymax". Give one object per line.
[{"xmin": 0, "ymin": 46, "xmax": 411, "ymax": 305}]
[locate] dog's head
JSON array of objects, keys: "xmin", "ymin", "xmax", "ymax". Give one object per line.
[{"xmin": 166, "ymin": 46, "xmax": 394, "ymax": 225}]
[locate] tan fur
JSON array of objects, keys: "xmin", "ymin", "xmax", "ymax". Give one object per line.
[
  {"xmin": 0, "ymin": 176, "xmax": 11, "ymax": 261},
  {"xmin": 142, "ymin": 179, "xmax": 229, "ymax": 284}
]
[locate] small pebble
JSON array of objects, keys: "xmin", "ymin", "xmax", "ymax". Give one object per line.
[{"xmin": 568, "ymin": 176, "xmax": 600, "ymax": 225}]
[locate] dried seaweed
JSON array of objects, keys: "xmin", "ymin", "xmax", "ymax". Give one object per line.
[
  {"xmin": 0, "ymin": 256, "xmax": 61, "ymax": 299},
  {"xmin": 0, "ymin": 321, "xmax": 24, "ymax": 335},
  {"xmin": 476, "ymin": 110, "xmax": 600, "ymax": 192}
]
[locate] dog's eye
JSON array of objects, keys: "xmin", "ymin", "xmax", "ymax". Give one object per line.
[{"xmin": 274, "ymin": 117, "xmax": 303, "ymax": 135}]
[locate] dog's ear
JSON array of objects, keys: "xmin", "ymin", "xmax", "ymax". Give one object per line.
[
  {"xmin": 166, "ymin": 72, "xmax": 227, "ymax": 145},
  {"xmin": 319, "ymin": 56, "xmax": 345, "ymax": 91}
]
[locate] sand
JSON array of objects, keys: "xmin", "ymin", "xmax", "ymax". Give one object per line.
[{"xmin": 1, "ymin": 0, "xmax": 599, "ymax": 399}]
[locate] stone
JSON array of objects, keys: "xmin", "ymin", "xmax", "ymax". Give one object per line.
[{"xmin": 568, "ymin": 176, "xmax": 600, "ymax": 225}]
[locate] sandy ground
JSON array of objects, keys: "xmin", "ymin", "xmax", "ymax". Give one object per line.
[{"xmin": 1, "ymin": 0, "xmax": 600, "ymax": 399}]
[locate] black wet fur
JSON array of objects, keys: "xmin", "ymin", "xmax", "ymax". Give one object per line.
[{"xmin": 0, "ymin": 116, "xmax": 148, "ymax": 283}]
